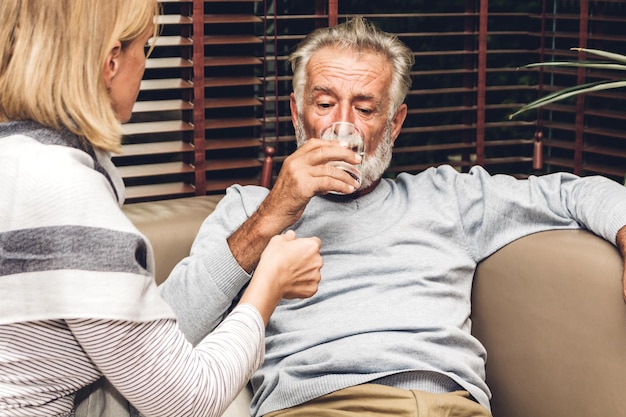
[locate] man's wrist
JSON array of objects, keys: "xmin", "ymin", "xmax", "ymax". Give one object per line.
[{"xmin": 616, "ymin": 225, "xmax": 626, "ymax": 255}]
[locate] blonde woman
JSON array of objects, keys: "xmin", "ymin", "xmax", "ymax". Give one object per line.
[{"xmin": 0, "ymin": 1, "xmax": 322, "ymax": 416}]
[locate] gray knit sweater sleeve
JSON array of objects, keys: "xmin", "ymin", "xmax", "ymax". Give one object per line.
[
  {"xmin": 443, "ymin": 166, "xmax": 626, "ymax": 261},
  {"xmin": 160, "ymin": 185, "xmax": 270, "ymax": 346}
]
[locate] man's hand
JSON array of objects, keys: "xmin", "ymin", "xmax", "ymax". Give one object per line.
[
  {"xmin": 617, "ymin": 225, "xmax": 626, "ymax": 302},
  {"xmin": 240, "ymin": 230, "xmax": 323, "ymax": 325},
  {"xmin": 263, "ymin": 138, "xmax": 362, "ymax": 225},
  {"xmin": 227, "ymin": 139, "xmax": 360, "ymax": 273}
]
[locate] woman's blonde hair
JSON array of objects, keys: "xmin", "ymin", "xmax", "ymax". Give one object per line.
[{"xmin": 0, "ymin": 0, "xmax": 160, "ymax": 153}]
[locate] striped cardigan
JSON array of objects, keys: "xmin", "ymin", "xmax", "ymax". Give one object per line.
[{"xmin": 0, "ymin": 121, "xmax": 263, "ymax": 417}]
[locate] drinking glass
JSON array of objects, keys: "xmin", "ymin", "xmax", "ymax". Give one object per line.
[{"xmin": 320, "ymin": 122, "xmax": 365, "ymax": 192}]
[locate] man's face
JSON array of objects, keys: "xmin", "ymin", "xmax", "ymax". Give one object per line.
[{"xmin": 291, "ymin": 47, "xmax": 405, "ymax": 188}]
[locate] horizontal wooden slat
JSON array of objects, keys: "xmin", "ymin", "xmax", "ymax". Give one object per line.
[
  {"xmin": 583, "ymin": 164, "xmax": 625, "ymax": 178},
  {"xmin": 205, "ymin": 14, "xmax": 262, "ymax": 24},
  {"xmin": 264, "ymin": 14, "xmax": 329, "ymax": 21},
  {"xmin": 146, "ymin": 58, "xmax": 192, "ymax": 69},
  {"xmin": 406, "ymin": 103, "xmax": 521, "ymax": 116},
  {"xmin": 261, "ymin": 96, "xmax": 523, "ymax": 111},
  {"xmin": 132, "ymin": 99, "xmax": 193, "ymax": 113},
  {"xmin": 204, "ymin": 56, "xmax": 262, "ymax": 67},
  {"xmin": 156, "ymin": 15, "xmax": 192, "ymax": 25},
  {"xmin": 387, "ymin": 155, "xmax": 533, "ymax": 175},
  {"xmin": 393, "ymin": 143, "xmax": 475, "ymax": 154},
  {"xmin": 580, "ymin": 107, "xmax": 626, "ymax": 121},
  {"xmin": 205, "ymin": 97, "xmax": 261, "ymax": 109},
  {"xmin": 584, "ymin": 145, "xmax": 626, "ymax": 159},
  {"xmin": 386, "ymin": 161, "xmax": 472, "ymax": 173},
  {"xmin": 204, "ymin": 0, "xmax": 261, "ymax": 2},
  {"xmin": 543, "ymin": 157, "xmax": 574, "ymax": 171},
  {"xmin": 535, "ymin": 31, "xmax": 626, "ymax": 43},
  {"xmin": 121, "ymin": 120, "xmax": 194, "ymax": 136},
  {"xmin": 206, "ymin": 158, "xmax": 261, "ymax": 172},
  {"xmin": 583, "ymin": 126, "xmax": 626, "ymax": 140},
  {"xmin": 259, "ymin": 114, "xmax": 291, "ymax": 124},
  {"xmin": 205, "ymin": 117, "xmax": 261, "ymax": 130},
  {"xmin": 483, "ymin": 156, "xmax": 534, "ymax": 165},
  {"xmin": 124, "ymin": 183, "xmax": 196, "ymax": 203},
  {"xmin": 407, "ymin": 87, "xmax": 475, "ymax": 96},
  {"xmin": 117, "ymin": 162, "xmax": 194, "ymax": 179},
  {"xmin": 140, "ymin": 78, "xmax": 193, "ymax": 91},
  {"xmin": 204, "ymin": 35, "xmax": 261, "ymax": 45},
  {"xmin": 205, "ymin": 138, "xmax": 261, "ymax": 150},
  {"xmin": 400, "ymin": 120, "xmax": 531, "ymax": 135},
  {"xmin": 543, "ymin": 139, "xmax": 574, "ymax": 151},
  {"xmin": 264, "ymin": 135, "xmax": 295, "ymax": 145},
  {"xmin": 352, "ymin": 12, "xmax": 529, "ymax": 18},
  {"xmin": 531, "ymin": 13, "xmax": 626, "ymax": 23},
  {"xmin": 153, "ymin": 36, "xmax": 193, "ymax": 47},
  {"xmin": 542, "ymin": 121, "xmax": 626, "ymax": 140},
  {"xmin": 392, "ymin": 139, "xmax": 533, "ymax": 154},
  {"xmin": 258, "ymin": 49, "xmax": 545, "ymax": 66},
  {"xmin": 540, "ymin": 121, "xmax": 577, "ymax": 133},
  {"xmin": 204, "ymin": 76, "xmax": 261, "ymax": 88},
  {"xmin": 546, "ymin": 139, "xmax": 626, "ymax": 159},
  {"xmin": 117, "ymin": 141, "xmax": 194, "ymax": 157},
  {"xmin": 406, "ymin": 84, "xmax": 536, "ymax": 97}
]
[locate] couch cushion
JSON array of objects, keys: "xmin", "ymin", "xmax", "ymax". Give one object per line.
[
  {"xmin": 122, "ymin": 195, "xmax": 223, "ymax": 285},
  {"xmin": 472, "ymin": 229, "xmax": 625, "ymax": 417}
]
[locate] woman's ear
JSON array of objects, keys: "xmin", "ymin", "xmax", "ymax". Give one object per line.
[{"xmin": 103, "ymin": 41, "xmax": 122, "ymax": 89}]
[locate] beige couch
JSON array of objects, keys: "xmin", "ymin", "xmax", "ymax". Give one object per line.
[{"xmin": 123, "ymin": 195, "xmax": 626, "ymax": 417}]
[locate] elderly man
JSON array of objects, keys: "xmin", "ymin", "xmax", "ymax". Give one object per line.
[{"xmin": 160, "ymin": 17, "xmax": 626, "ymax": 417}]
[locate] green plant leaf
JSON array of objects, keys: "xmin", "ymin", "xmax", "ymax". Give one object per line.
[
  {"xmin": 509, "ymin": 80, "xmax": 626, "ymax": 119},
  {"xmin": 522, "ymin": 61, "xmax": 626, "ymax": 71},
  {"xmin": 571, "ymin": 47, "xmax": 626, "ymax": 64},
  {"xmin": 510, "ymin": 47, "xmax": 626, "ymax": 119}
]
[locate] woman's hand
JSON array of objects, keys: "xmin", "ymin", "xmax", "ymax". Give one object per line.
[{"xmin": 239, "ymin": 230, "xmax": 323, "ymax": 325}]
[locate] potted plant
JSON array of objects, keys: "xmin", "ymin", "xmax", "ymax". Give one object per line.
[
  {"xmin": 509, "ymin": 47, "xmax": 626, "ymax": 119},
  {"xmin": 509, "ymin": 47, "xmax": 626, "ymax": 185}
]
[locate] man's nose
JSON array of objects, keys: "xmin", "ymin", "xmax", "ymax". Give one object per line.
[{"xmin": 334, "ymin": 106, "xmax": 356, "ymax": 124}]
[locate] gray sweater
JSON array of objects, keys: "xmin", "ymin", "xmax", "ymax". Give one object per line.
[{"xmin": 160, "ymin": 165, "xmax": 626, "ymax": 416}]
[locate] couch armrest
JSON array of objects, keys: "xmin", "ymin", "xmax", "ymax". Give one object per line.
[
  {"xmin": 471, "ymin": 230, "xmax": 625, "ymax": 417},
  {"xmin": 122, "ymin": 195, "xmax": 223, "ymax": 285}
]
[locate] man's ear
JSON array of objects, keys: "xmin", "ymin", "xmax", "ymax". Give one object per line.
[
  {"xmin": 390, "ymin": 103, "xmax": 408, "ymax": 145},
  {"xmin": 103, "ymin": 41, "xmax": 122, "ymax": 89},
  {"xmin": 289, "ymin": 92, "xmax": 299, "ymax": 130}
]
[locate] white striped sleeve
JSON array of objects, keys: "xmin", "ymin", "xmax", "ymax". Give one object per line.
[{"xmin": 67, "ymin": 304, "xmax": 264, "ymax": 417}]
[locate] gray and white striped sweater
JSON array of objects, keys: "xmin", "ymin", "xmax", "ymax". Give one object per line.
[{"xmin": 0, "ymin": 121, "xmax": 264, "ymax": 417}]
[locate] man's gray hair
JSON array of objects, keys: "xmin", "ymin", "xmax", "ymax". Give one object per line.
[{"xmin": 288, "ymin": 16, "xmax": 414, "ymax": 118}]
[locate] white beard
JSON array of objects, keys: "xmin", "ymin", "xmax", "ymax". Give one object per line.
[{"xmin": 295, "ymin": 115, "xmax": 393, "ymax": 190}]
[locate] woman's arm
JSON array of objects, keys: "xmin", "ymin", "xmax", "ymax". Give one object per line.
[
  {"xmin": 68, "ymin": 308, "xmax": 262, "ymax": 417},
  {"xmin": 70, "ymin": 231, "xmax": 322, "ymax": 417}
]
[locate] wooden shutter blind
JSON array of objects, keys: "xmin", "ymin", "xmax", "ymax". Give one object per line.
[
  {"xmin": 260, "ymin": 1, "xmax": 543, "ymax": 181},
  {"xmin": 261, "ymin": 0, "xmax": 625, "ymax": 185},
  {"xmin": 530, "ymin": 0, "xmax": 626, "ymax": 183},
  {"xmin": 202, "ymin": 1, "xmax": 264, "ymax": 194},
  {"xmin": 118, "ymin": 0, "xmax": 625, "ymax": 204},
  {"xmin": 118, "ymin": 0, "xmax": 264, "ymax": 203},
  {"xmin": 117, "ymin": 0, "xmax": 195, "ymax": 202}
]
